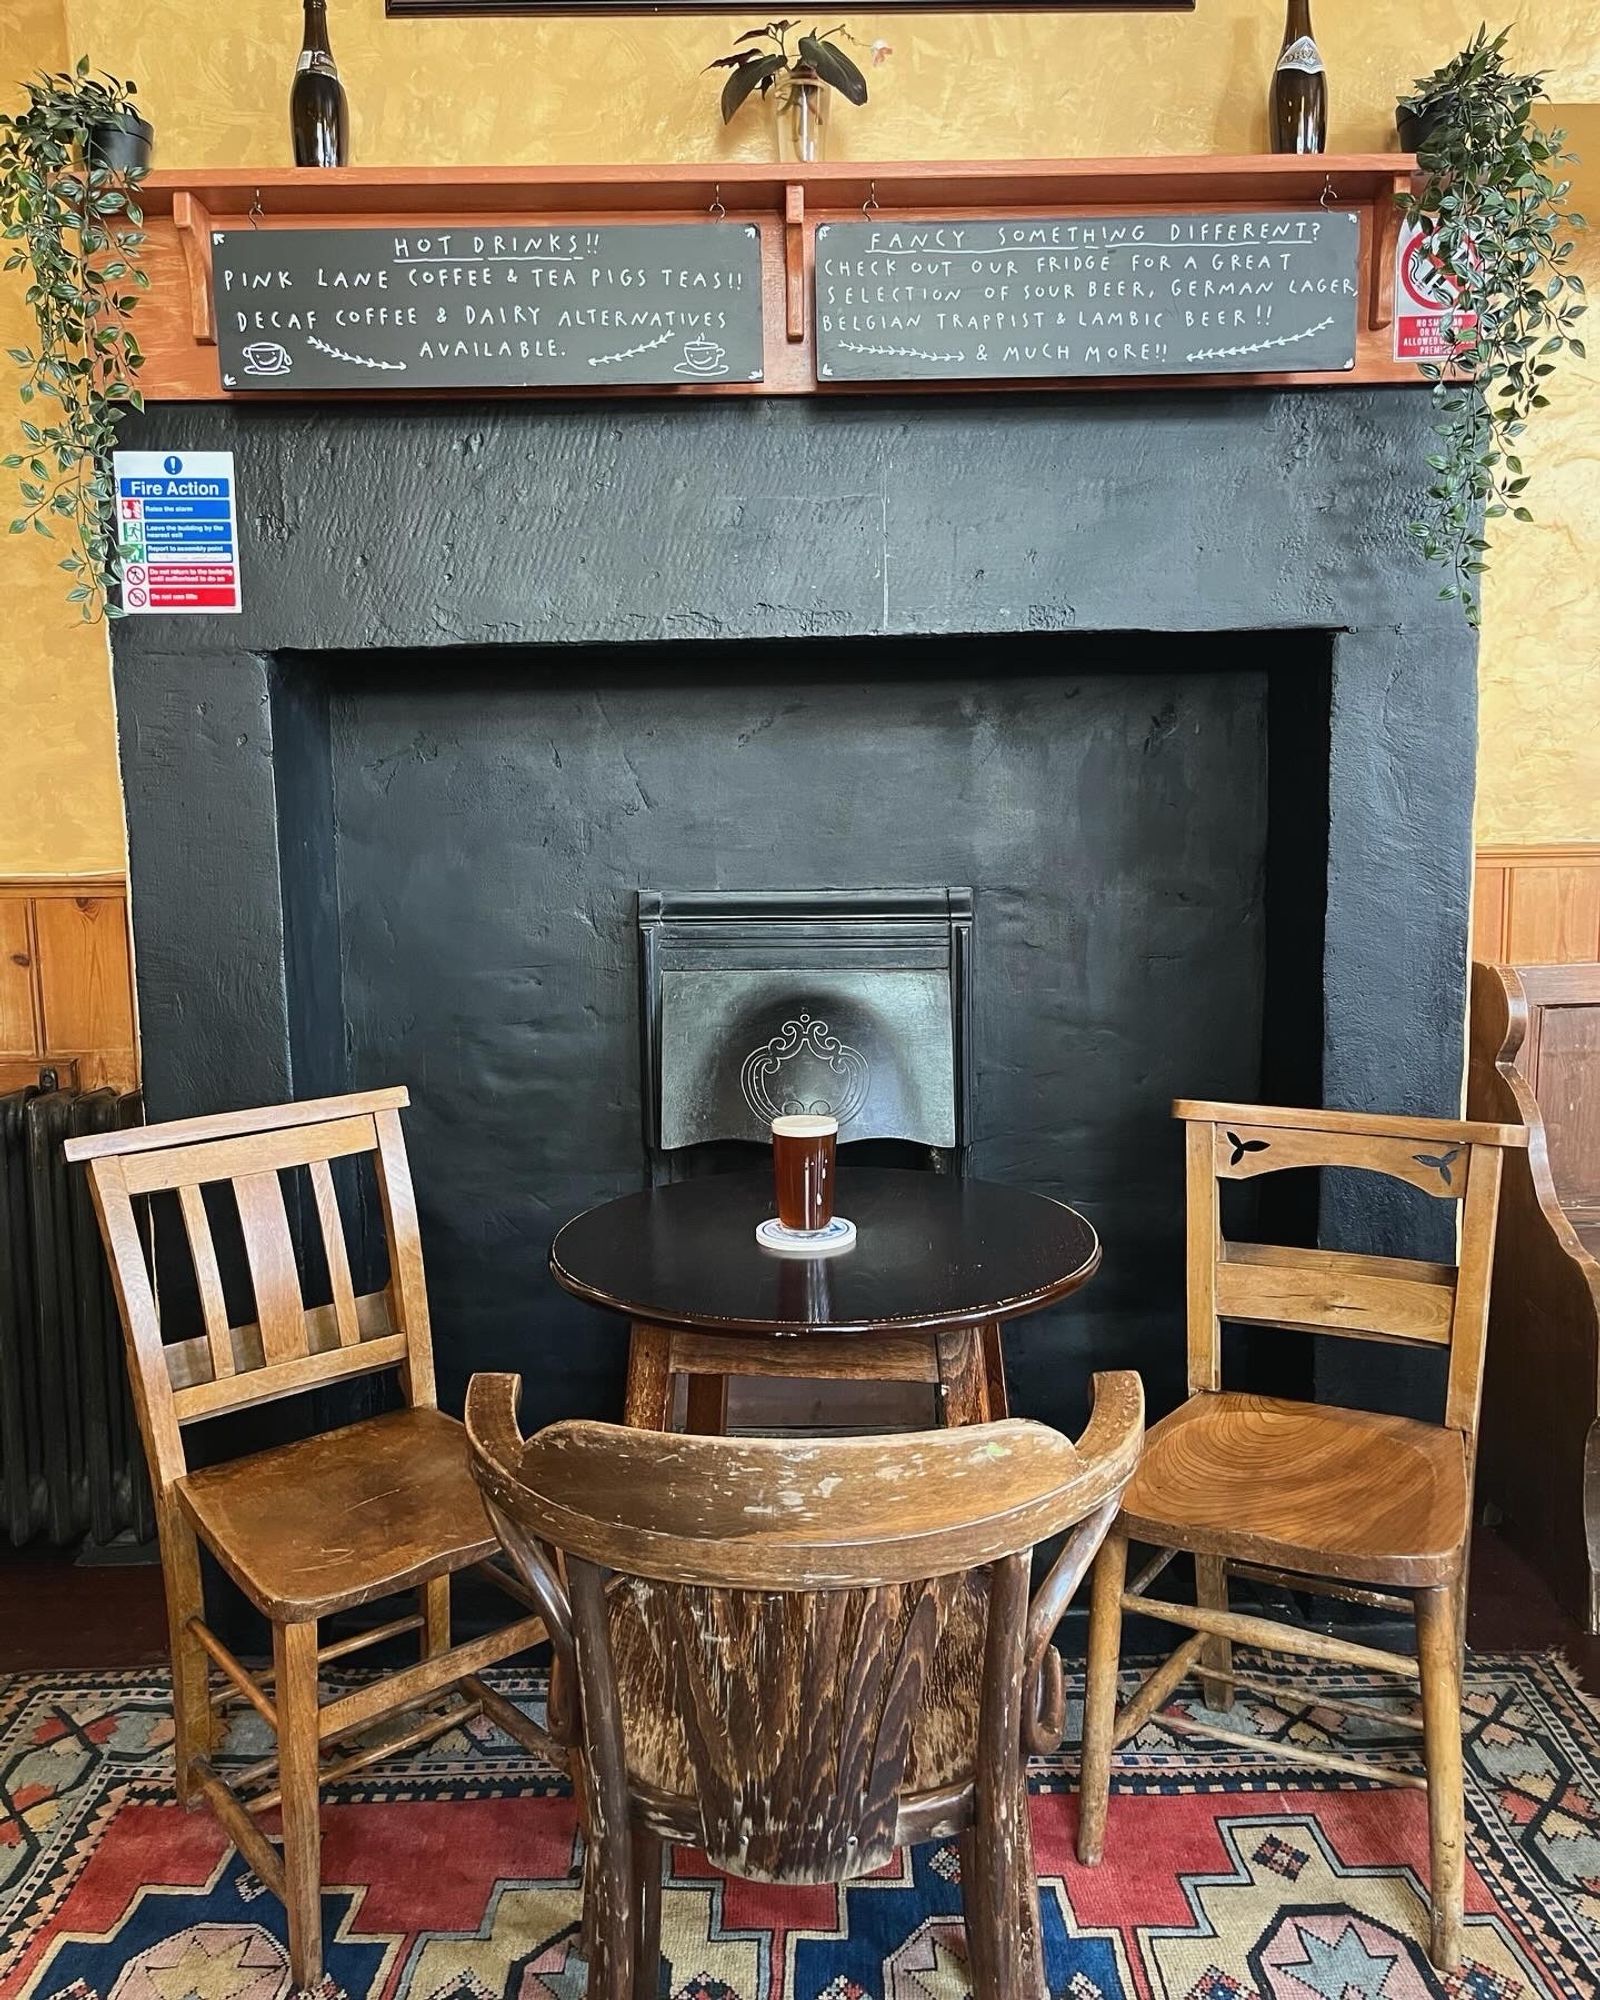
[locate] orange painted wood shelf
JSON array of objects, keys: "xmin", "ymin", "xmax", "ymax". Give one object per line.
[{"xmin": 136, "ymin": 155, "xmax": 1417, "ymax": 402}]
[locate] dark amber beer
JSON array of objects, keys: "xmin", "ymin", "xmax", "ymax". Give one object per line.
[{"xmin": 771, "ymin": 1115, "xmax": 837, "ymax": 1232}]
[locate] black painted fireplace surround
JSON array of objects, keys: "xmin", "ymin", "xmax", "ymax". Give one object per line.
[{"xmin": 111, "ymin": 388, "xmax": 1475, "ymax": 1440}]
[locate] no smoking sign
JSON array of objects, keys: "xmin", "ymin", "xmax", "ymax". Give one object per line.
[{"xmin": 1395, "ymin": 219, "xmax": 1477, "ymax": 364}]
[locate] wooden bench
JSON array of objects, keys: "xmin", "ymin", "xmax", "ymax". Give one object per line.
[{"xmin": 1470, "ymin": 962, "xmax": 1600, "ymax": 1633}]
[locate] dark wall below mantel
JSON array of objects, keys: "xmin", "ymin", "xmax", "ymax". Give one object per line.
[
  {"xmin": 111, "ymin": 386, "xmax": 1477, "ymax": 1443},
  {"xmin": 304, "ymin": 632, "xmax": 1278, "ymax": 1427}
]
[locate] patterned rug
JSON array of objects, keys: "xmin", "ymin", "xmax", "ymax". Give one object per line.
[{"xmin": 3, "ymin": 1653, "xmax": 1598, "ymax": 2000}]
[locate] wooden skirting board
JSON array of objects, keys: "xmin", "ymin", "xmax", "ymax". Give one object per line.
[
  {"xmin": 1474, "ymin": 846, "xmax": 1600, "ymax": 967},
  {"xmin": 0, "ymin": 878, "xmax": 138, "ymax": 1095}
]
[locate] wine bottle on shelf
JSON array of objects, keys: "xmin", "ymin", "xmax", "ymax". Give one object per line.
[
  {"xmin": 1270, "ymin": 0, "xmax": 1327, "ymax": 155},
  {"xmin": 290, "ymin": 0, "xmax": 349, "ymax": 168}
]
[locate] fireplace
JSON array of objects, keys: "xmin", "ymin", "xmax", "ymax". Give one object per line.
[
  {"xmin": 638, "ymin": 886, "xmax": 973, "ymax": 1177},
  {"xmin": 111, "ymin": 388, "xmax": 1476, "ymax": 1441}
]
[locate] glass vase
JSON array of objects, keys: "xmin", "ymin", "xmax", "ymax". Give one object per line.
[{"xmin": 774, "ymin": 73, "xmax": 829, "ymax": 164}]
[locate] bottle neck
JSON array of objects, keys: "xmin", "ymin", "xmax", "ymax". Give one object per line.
[
  {"xmin": 1280, "ymin": 0, "xmax": 1314, "ymax": 46},
  {"xmin": 301, "ymin": 0, "xmax": 334, "ymax": 58}
]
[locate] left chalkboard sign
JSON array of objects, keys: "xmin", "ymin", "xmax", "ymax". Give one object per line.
[{"xmin": 211, "ymin": 223, "xmax": 765, "ymax": 390}]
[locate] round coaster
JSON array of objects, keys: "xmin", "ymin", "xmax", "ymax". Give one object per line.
[{"xmin": 755, "ymin": 1215, "xmax": 858, "ymax": 1257}]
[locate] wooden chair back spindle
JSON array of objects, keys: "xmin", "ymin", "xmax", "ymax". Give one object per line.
[{"xmin": 65, "ymin": 1086, "xmax": 431, "ymax": 1489}]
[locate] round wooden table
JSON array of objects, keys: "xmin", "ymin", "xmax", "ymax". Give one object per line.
[{"xmin": 549, "ymin": 1167, "xmax": 1101, "ymax": 1431}]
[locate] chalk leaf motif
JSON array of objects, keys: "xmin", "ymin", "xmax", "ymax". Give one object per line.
[
  {"xmin": 1226, "ymin": 1131, "xmax": 1271, "ymax": 1168},
  {"xmin": 1412, "ymin": 1146, "xmax": 1462, "ymax": 1187}
]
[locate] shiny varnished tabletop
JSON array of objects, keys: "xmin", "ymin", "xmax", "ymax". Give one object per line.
[{"xmin": 549, "ymin": 1168, "xmax": 1101, "ymax": 1339}]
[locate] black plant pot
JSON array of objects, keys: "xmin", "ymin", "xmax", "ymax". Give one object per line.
[
  {"xmin": 86, "ymin": 108, "xmax": 154, "ymax": 175},
  {"xmin": 1396, "ymin": 100, "xmax": 1447, "ymax": 158}
]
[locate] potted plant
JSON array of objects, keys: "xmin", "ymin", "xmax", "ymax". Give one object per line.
[
  {"xmin": 0, "ymin": 60, "xmax": 150, "ymax": 619},
  {"xmin": 709, "ymin": 20, "xmax": 875, "ymax": 164},
  {"xmin": 1397, "ymin": 26, "xmax": 1586, "ymax": 626}
]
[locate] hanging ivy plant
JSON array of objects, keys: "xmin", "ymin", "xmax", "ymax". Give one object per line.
[
  {"xmin": 0, "ymin": 60, "xmax": 150, "ymax": 620},
  {"xmin": 1396, "ymin": 26, "xmax": 1585, "ymax": 628}
]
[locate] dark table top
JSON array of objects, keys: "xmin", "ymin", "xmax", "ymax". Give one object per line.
[{"xmin": 549, "ymin": 1168, "xmax": 1100, "ymax": 1337}]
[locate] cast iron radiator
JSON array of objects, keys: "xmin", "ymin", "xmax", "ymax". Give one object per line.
[{"xmin": 0, "ymin": 1084, "xmax": 152, "ymax": 1547}]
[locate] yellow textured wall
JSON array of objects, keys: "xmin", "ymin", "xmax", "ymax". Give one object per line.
[
  {"xmin": 0, "ymin": 0, "xmax": 124, "ymax": 872},
  {"xmin": 1477, "ymin": 104, "xmax": 1600, "ymax": 845},
  {"xmin": 2, "ymin": 0, "xmax": 1597, "ymax": 869}
]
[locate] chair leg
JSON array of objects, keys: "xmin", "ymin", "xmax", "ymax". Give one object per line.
[
  {"xmin": 162, "ymin": 1511, "xmax": 214, "ymax": 1806},
  {"xmin": 273, "ymin": 1618, "xmax": 324, "ymax": 1992},
  {"xmin": 1417, "ymin": 1580, "xmax": 1466, "ymax": 1974},
  {"xmin": 1195, "ymin": 1553, "xmax": 1235, "ymax": 1711},
  {"xmin": 964, "ymin": 1784, "xmax": 1024, "ymax": 1984},
  {"xmin": 1076, "ymin": 1528, "xmax": 1128, "ymax": 1865},
  {"xmin": 1013, "ymin": 1762, "xmax": 1048, "ymax": 2000},
  {"xmin": 423, "ymin": 1575, "xmax": 451, "ymax": 1657},
  {"xmin": 631, "ymin": 1826, "xmax": 663, "ymax": 2000},
  {"xmin": 583, "ymin": 1817, "xmax": 636, "ymax": 2000}
]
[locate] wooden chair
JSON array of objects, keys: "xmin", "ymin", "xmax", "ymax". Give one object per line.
[
  {"xmin": 63, "ymin": 1087, "xmax": 555, "ymax": 1991},
  {"xmin": 465, "ymin": 1368, "xmax": 1145, "ymax": 2000},
  {"xmin": 1077, "ymin": 1099, "xmax": 1526, "ymax": 1975}
]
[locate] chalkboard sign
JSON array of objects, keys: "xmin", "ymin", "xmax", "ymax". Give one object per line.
[
  {"xmin": 212, "ymin": 223, "xmax": 764, "ymax": 391},
  {"xmin": 815, "ymin": 210, "xmax": 1359, "ymax": 382}
]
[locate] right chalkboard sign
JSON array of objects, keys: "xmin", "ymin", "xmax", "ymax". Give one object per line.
[{"xmin": 814, "ymin": 209, "xmax": 1360, "ymax": 383}]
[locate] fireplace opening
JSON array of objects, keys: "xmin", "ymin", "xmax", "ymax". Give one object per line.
[{"xmin": 268, "ymin": 627, "xmax": 1331, "ymax": 1439}]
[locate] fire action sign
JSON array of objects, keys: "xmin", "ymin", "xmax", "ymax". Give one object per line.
[{"xmin": 112, "ymin": 450, "xmax": 241, "ymax": 613}]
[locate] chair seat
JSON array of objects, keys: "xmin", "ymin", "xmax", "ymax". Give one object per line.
[
  {"xmin": 607, "ymin": 1569, "xmax": 992, "ymax": 1805},
  {"xmin": 177, "ymin": 1407, "xmax": 498, "ymax": 1620},
  {"xmin": 1118, "ymin": 1392, "xmax": 1470, "ymax": 1589}
]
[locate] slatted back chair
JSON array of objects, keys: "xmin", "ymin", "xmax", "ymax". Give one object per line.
[
  {"xmin": 466, "ymin": 1369, "xmax": 1145, "ymax": 2000},
  {"xmin": 1076, "ymin": 1099, "xmax": 1527, "ymax": 1977},
  {"xmin": 64, "ymin": 1087, "xmax": 554, "ymax": 1992}
]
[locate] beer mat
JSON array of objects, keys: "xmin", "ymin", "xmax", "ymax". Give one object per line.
[{"xmin": 755, "ymin": 1215, "xmax": 858, "ymax": 1256}]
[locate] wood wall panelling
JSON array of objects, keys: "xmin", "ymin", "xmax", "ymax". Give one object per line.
[
  {"xmin": 0, "ymin": 880, "xmax": 136, "ymax": 1093},
  {"xmin": 0, "ymin": 900, "xmax": 37, "ymax": 1057},
  {"xmin": 1474, "ymin": 847, "xmax": 1600, "ymax": 966}
]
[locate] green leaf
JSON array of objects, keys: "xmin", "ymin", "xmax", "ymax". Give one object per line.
[
  {"xmin": 797, "ymin": 33, "xmax": 867, "ymax": 104},
  {"xmin": 720, "ymin": 51, "xmax": 784, "ymax": 121}
]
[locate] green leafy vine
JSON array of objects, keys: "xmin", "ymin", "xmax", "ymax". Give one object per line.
[
  {"xmin": 1, "ymin": 59, "xmax": 149, "ymax": 620},
  {"xmin": 1397, "ymin": 25, "xmax": 1586, "ymax": 628}
]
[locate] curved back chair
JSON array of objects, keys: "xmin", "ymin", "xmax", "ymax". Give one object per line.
[
  {"xmin": 1077, "ymin": 1098, "xmax": 1526, "ymax": 1975},
  {"xmin": 467, "ymin": 1370, "xmax": 1144, "ymax": 2000}
]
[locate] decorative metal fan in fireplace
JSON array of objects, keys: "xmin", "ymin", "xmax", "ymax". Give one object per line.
[{"xmin": 637, "ymin": 888, "xmax": 972, "ymax": 1182}]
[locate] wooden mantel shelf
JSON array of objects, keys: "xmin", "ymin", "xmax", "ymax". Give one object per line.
[{"xmin": 135, "ymin": 154, "xmax": 1417, "ymax": 401}]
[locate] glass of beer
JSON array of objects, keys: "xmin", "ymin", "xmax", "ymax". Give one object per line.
[{"xmin": 771, "ymin": 1113, "xmax": 837, "ymax": 1232}]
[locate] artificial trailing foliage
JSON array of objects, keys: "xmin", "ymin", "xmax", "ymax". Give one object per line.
[
  {"xmin": 709, "ymin": 20, "xmax": 869, "ymax": 126},
  {"xmin": 1397, "ymin": 25, "xmax": 1585, "ymax": 628},
  {"xmin": 0, "ymin": 59, "xmax": 148, "ymax": 620}
]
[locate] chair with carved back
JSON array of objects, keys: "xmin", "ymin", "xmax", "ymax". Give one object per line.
[
  {"xmin": 1076, "ymin": 1099, "xmax": 1526, "ymax": 1974},
  {"xmin": 465, "ymin": 1369, "xmax": 1145, "ymax": 2000},
  {"xmin": 64, "ymin": 1087, "xmax": 556, "ymax": 1991}
]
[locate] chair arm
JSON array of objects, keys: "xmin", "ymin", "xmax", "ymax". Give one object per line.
[
  {"xmin": 466, "ymin": 1373, "xmax": 578, "ymax": 1715},
  {"xmin": 1022, "ymin": 1495, "xmax": 1122, "ymax": 1754}
]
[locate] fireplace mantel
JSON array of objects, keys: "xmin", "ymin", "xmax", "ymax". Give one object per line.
[{"xmin": 135, "ymin": 154, "xmax": 1416, "ymax": 401}]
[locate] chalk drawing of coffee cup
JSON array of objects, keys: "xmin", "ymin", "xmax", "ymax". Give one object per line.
[
  {"xmin": 241, "ymin": 341, "xmax": 293, "ymax": 376},
  {"xmin": 675, "ymin": 338, "xmax": 728, "ymax": 377}
]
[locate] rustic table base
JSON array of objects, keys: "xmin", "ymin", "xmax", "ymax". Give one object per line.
[{"xmin": 622, "ymin": 1320, "xmax": 1010, "ymax": 1433}]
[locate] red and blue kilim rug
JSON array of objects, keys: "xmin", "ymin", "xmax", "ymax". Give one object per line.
[{"xmin": 2, "ymin": 1652, "xmax": 1598, "ymax": 1999}]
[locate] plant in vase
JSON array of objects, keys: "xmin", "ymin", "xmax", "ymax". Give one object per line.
[
  {"xmin": 0, "ymin": 59, "xmax": 150, "ymax": 620},
  {"xmin": 1397, "ymin": 24, "xmax": 1585, "ymax": 627},
  {"xmin": 709, "ymin": 20, "xmax": 880, "ymax": 164}
]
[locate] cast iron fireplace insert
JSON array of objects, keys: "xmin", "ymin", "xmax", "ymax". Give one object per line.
[{"xmin": 638, "ymin": 886, "xmax": 973, "ymax": 1181}]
